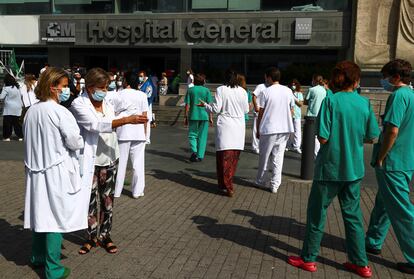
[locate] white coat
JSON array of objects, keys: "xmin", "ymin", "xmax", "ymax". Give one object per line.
[
  {"xmin": 70, "ymin": 93, "xmax": 135, "ymax": 218},
  {"xmin": 206, "ymin": 85, "xmax": 249, "ymax": 151},
  {"xmin": 24, "ymin": 100, "xmax": 85, "ymax": 232}
]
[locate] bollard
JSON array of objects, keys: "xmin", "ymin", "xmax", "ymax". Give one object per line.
[{"xmin": 300, "ymin": 116, "xmax": 316, "ymax": 180}]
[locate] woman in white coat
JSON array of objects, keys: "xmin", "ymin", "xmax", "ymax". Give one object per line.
[
  {"xmin": 24, "ymin": 67, "xmax": 84, "ymax": 279},
  {"xmin": 70, "ymin": 68, "xmax": 147, "ymax": 255},
  {"xmin": 200, "ymin": 69, "xmax": 249, "ymax": 197}
]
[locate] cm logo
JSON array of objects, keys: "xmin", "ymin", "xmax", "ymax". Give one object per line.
[{"xmin": 47, "ymin": 22, "xmax": 75, "ymax": 37}]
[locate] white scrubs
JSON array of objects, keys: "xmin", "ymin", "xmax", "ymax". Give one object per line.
[{"xmin": 252, "ymin": 83, "xmax": 266, "ymax": 153}]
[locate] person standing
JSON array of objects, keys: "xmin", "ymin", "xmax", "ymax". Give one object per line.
[
  {"xmin": 305, "ymin": 74, "xmax": 327, "ymax": 158},
  {"xmin": 200, "ymin": 69, "xmax": 249, "ymax": 197},
  {"xmin": 365, "ymin": 59, "xmax": 414, "ymax": 275},
  {"xmin": 286, "ymin": 79, "xmax": 304, "ymax": 154},
  {"xmin": 251, "ymin": 82, "xmax": 267, "ymax": 154},
  {"xmin": 0, "ymin": 73, "xmax": 23, "ymax": 141},
  {"xmin": 158, "ymin": 72, "xmax": 168, "ymax": 96},
  {"xmin": 114, "ymin": 73, "xmax": 148, "ymax": 199},
  {"xmin": 20, "ymin": 74, "xmax": 39, "ymax": 109},
  {"xmin": 186, "ymin": 69, "xmax": 194, "ymax": 88},
  {"xmin": 287, "ymin": 61, "xmax": 379, "ymax": 278},
  {"xmin": 236, "ymin": 74, "xmax": 253, "ymax": 123},
  {"xmin": 71, "ymin": 68, "xmax": 147, "ymax": 255},
  {"xmin": 24, "ymin": 67, "xmax": 84, "ymax": 279},
  {"xmin": 138, "ymin": 70, "xmax": 156, "ymax": 144},
  {"xmin": 255, "ymin": 67, "xmax": 294, "ymax": 193},
  {"xmin": 184, "ymin": 73, "xmax": 213, "ymax": 162}
]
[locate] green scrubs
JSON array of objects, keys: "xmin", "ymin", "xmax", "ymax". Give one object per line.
[
  {"xmin": 31, "ymin": 232, "xmax": 65, "ymax": 279},
  {"xmin": 306, "ymin": 85, "xmax": 327, "ymax": 117},
  {"xmin": 366, "ymin": 86, "xmax": 414, "ymax": 264},
  {"xmin": 185, "ymin": 85, "xmax": 212, "ymax": 159},
  {"xmin": 301, "ymin": 91, "xmax": 380, "ymax": 265},
  {"xmin": 245, "ymin": 89, "xmax": 253, "ymax": 121},
  {"xmin": 326, "ymin": 88, "xmax": 333, "ymax": 96}
]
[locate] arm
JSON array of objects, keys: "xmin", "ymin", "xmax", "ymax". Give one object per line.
[
  {"xmin": 205, "ymin": 88, "xmax": 222, "ymax": 114},
  {"xmin": 59, "ymin": 110, "xmax": 84, "ymax": 151},
  {"xmin": 0, "ymin": 87, "xmax": 7, "ymax": 100},
  {"xmin": 252, "ymin": 95, "xmax": 259, "ymax": 113},
  {"xmin": 377, "ymin": 125, "xmax": 398, "ymax": 165},
  {"xmin": 256, "ymin": 107, "xmax": 264, "ymax": 139}
]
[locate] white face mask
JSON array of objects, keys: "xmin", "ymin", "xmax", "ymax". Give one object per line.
[{"xmin": 116, "ymin": 81, "xmax": 123, "ymax": 87}]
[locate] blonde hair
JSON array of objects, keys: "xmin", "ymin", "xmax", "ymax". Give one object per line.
[
  {"xmin": 85, "ymin": 67, "xmax": 110, "ymax": 91},
  {"xmin": 35, "ymin": 67, "xmax": 68, "ymax": 102},
  {"xmin": 24, "ymin": 74, "xmax": 36, "ymax": 92}
]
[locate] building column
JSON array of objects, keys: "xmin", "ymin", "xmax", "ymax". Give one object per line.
[
  {"xmin": 48, "ymin": 47, "xmax": 70, "ymax": 68},
  {"xmin": 180, "ymin": 48, "xmax": 192, "ymax": 78}
]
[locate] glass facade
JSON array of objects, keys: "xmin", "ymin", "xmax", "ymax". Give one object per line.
[{"xmin": 0, "ymin": 0, "xmax": 350, "ymax": 15}]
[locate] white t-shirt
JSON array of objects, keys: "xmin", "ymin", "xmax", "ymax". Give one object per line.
[
  {"xmin": 253, "ymin": 83, "xmax": 266, "ymax": 106},
  {"xmin": 258, "ymin": 83, "xmax": 295, "ymax": 135},
  {"xmin": 95, "ymin": 102, "xmax": 120, "ymax": 166},
  {"xmin": 187, "ymin": 74, "xmax": 194, "ymax": 88},
  {"xmin": 116, "ymin": 88, "xmax": 148, "ymax": 141}
]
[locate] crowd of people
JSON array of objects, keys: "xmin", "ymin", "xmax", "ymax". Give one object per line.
[{"xmin": 1, "ymin": 58, "xmax": 414, "ymax": 278}]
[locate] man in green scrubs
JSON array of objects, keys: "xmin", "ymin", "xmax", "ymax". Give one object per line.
[
  {"xmin": 184, "ymin": 73, "xmax": 213, "ymax": 162},
  {"xmin": 288, "ymin": 61, "xmax": 379, "ymax": 278},
  {"xmin": 365, "ymin": 59, "xmax": 414, "ymax": 274}
]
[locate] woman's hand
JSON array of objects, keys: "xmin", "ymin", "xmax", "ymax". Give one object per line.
[
  {"xmin": 128, "ymin": 114, "xmax": 147, "ymax": 124},
  {"xmin": 197, "ymin": 99, "xmax": 206, "ymax": 107}
]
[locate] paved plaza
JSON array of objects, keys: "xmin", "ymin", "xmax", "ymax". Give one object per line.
[{"xmin": 0, "ymin": 125, "xmax": 413, "ymax": 279}]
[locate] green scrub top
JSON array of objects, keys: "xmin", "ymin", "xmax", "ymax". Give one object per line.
[
  {"xmin": 306, "ymin": 85, "xmax": 327, "ymax": 117},
  {"xmin": 245, "ymin": 89, "xmax": 253, "ymax": 121},
  {"xmin": 184, "ymin": 85, "xmax": 212, "ymax": 121},
  {"xmin": 293, "ymin": 91, "xmax": 304, "ymax": 119},
  {"xmin": 326, "ymin": 88, "xmax": 333, "ymax": 96},
  {"xmin": 374, "ymin": 86, "xmax": 414, "ymax": 171},
  {"xmin": 314, "ymin": 91, "xmax": 380, "ymax": 181}
]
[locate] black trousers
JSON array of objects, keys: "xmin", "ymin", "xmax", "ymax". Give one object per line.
[{"xmin": 3, "ymin": 115, "xmax": 23, "ymax": 139}]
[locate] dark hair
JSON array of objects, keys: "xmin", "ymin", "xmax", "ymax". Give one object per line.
[
  {"xmin": 381, "ymin": 59, "xmax": 412, "ymax": 84},
  {"xmin": 4, "ymin": 74, "xmax": 19, "ymax": 89},
  {"xmin": 290, "ymin": 79, "xmax": 301, "ymax": 92},
  {"xmin": 194, "ymin": 73, "xmax": 206, "ymax": 86},
  {"xmin": 265, "ymin": 67, "xmax": 281, "ymax": 82},
  {"xmin": 313, "ymin": 74, "xmax": 324, "ymax": 86},
  {"xmin": 124, "ymin": 72, "xmax": 138, "ymax": 89},
  {"xmin": 138, "ymin": 70, "xmax": 146, "ymax": 76},
  {"xmin": 224, "ymin": 69, "xmax": 238, "ymax": 88},
  {"xmin": 329, "ymin": 61, "xmax": 361, "ymax": 92}
]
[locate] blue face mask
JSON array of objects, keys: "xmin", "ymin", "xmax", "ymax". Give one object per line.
[
  {"xmin": 57, "ymin": 87, "xmax": 70, "ymax": 103},
  {"xmin": 92, "ymin": 90, "xmax": 106, "ymax": 102},
  {"xmin": 380, "ymin": 78, "xmax": 394, "ymax": 92},
  {"xmin": 108, "ymin": 81, "xmax": 116, "ymax": 91}
]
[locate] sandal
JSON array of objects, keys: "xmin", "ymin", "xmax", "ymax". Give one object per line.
[
  {"xmin": 78, "ymin": 239, "xmax": 98, "ymax": 255},
  {"xmin": 100, "ymin": 237, "xmax": 118, "ymax": 254}
]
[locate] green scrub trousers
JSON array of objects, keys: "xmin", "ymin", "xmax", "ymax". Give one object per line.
[
  {"xmin": 301, "ymin": 180, "xmax": 368, "ymax": 266},
  {"xmin": 188, "ymin": 120, "xmax": 208, "ymax": 159},
  {"xmin": 31, "ymin": 232, "xmax": 65, "ymax": 279},
  {"xmin": 366, "ymin": 168, "xmax": 414, "ymax": 264}
]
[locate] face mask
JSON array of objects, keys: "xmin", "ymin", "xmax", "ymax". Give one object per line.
[
  {"xmin": 186, "ymin": 71, "xmax": 190, "ymax": 75},
  {"xmin": 108, "ymin": 81, "xmax": 116, "ymax": 91},
  {"xmin": 138, "ymin": 77, "xmax": 144, "ymax": 83},
  {"xmin": 58, "ymin": 87, "xmax": 70, "ymax": 103},
  {"xmin": 92, "ymin": 90, "xmax": 106, "ymax": 101},
  {"xmin": 380, "ymin": 78, "xmax": 394, "ymax": 92},
  {"xmin": 116, "ymin": 81, "xmax": 123, "ymax": 87},
  {"xmin": 291, "ymin": 85, "xmax": 296, "ymax": 91}
]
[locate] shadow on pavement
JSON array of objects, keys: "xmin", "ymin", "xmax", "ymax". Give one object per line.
[
  {"xmin": 191, "ymin": 215, "xmax": 344, "ymax": 270},
  {"xmin": 232, "ymin": 210, "xmax": 397, "ymax": 269}
]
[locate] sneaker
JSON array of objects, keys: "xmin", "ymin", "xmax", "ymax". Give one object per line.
[
  {"xmin": 133, "ymin": 193, "xmax": 144, "ymax": 199},
  {"xmin": 343, "ymin": 262, "xmax": 372, "ymax": 278},
  {"xmin": 396, "ymin": 262, "xmax": 414, "ymax": 274},
  {"xmin": 18, "ymin": 138, "xmax": 23, "ymax": 142},
  {"xmin": 270, "ymin": 186, "xmax": 278, "ymax": 193},
  {"xmin": 365, "ymin": 246, "xmax": 381, "ymax": 255},
  {"xmin": 287, "ymin": 256, "xmax": 317, "ymax": 272},
  {"xmin": 2, "ymin": 138, "xmax": 10, "ymax": 142},
  {"xmin": 189, "ymin": 153, "xmax": 198, "ymax": 162}
]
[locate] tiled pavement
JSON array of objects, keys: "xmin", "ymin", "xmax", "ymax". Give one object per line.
[{"xmin": 0, "ymin": 126, "xmax": 412, "ymax": 279}]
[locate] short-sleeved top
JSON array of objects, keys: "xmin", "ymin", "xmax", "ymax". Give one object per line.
[
  {"xmin": 292, "ymin": 91, "xmax": 304, "ymax": 119},
  {"xmin": 375, "ymin": 86, "xmax": 414, "ymax": 171},
  {"xmin": 245, "ymin": 89, "xmax": 253, "ymax": 121},
  {"xmin": 185, "ymin": 85, "xmax": 212, "ymax": 121},
  {"xmin": 0, "ymin": 86, "xmax": 23, "ymax": 116},
  {"xmin": 326, "ymin": 88, "xmax": 334, "ymax": 97},
  {"xmin": 314, "ymin": 91, "xmax": 380, "ymax": 181},
  {"xmin": 253, "ymin": 83, "xmax": 266, "ymax": 104},
  {"xmin": 258, "ymin": 84, "xmax": 295, "ymax": 135},
  {"xmin": 306, "ymin": 85, "xmax": 327, "ymax": 117}
]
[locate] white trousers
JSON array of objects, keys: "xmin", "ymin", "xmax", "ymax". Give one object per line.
[
  {"xmin": 256, "ymin": 133, "xmax": 290, "ymax": 190},
  {"xmin": 314, "ymin": 136, "xmax": 320, "ymax": 158},
  {"xmin": 252, "ymin": 114, "xmax": 260, "ymax": 153},
  {"xmin": 115, "ymin": 140, "xmax": 146, "ymax": 197},
  {"xmin": 146, "ymin": 104, "xmax": 152, "ymax": 144},
  {"xmin": 287, "ymin": 118, "xmax": 302, "ymax": 150}
]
